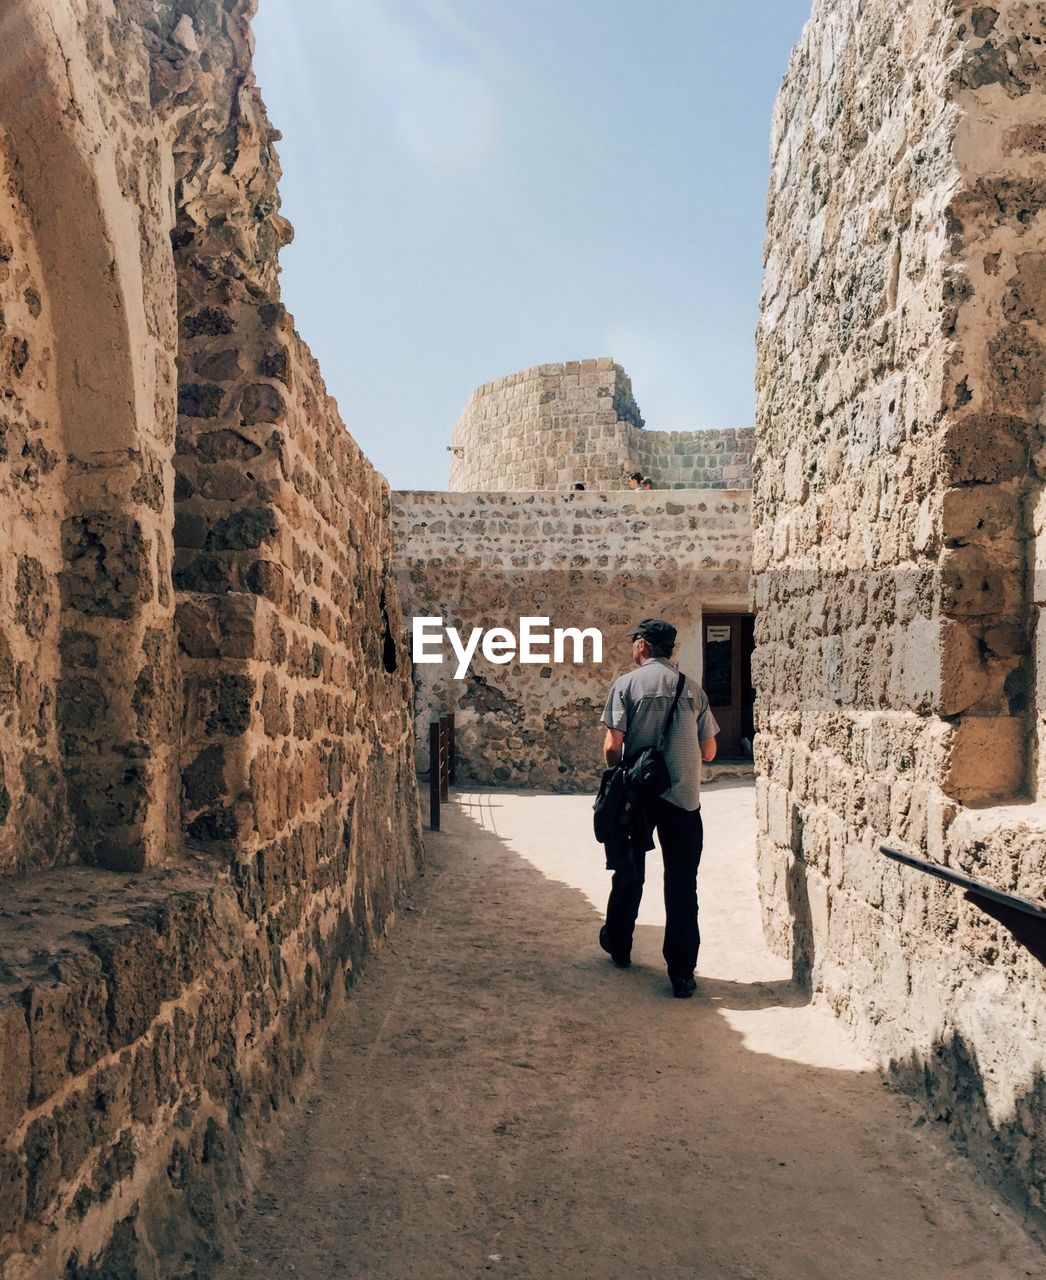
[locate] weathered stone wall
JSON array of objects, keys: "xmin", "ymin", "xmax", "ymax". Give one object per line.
[
  {"xmin": 3, "ymin": 0, "xmax": 183, "ymax": 874},
  {"xmin": 447, "ymin": 359, "xmax": 753, "ymax": 492},
  {"xmin": 394, "ymin": 489, "xmax": 750, "ymax": 788},
  {"xmin": 0, "ymin": 3, "xmax": 423, "ymax": 1276},
  {"xmin": 755, "ymin": 0, "xmax": 1045, "ymax": 1220},
  {"xmin": 167, "ymin": 0, "xmax": 420, "ymax": 897},
  {"xmin": 635, "ymin": 427, "xmax": 754, "ymax": 491},
  {"xmin": 0, "ymin": 120, "xmax": 68, "ymax": 876}
]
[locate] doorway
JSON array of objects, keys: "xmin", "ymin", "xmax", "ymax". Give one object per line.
[{"xmin": 702, "ymin": 613, "xmax": 756, "ymax": 760}]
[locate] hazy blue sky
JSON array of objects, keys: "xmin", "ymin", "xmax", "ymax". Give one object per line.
[{"xmin": 253, "ymin": 0, "xmax": 811, "ymax": 490}]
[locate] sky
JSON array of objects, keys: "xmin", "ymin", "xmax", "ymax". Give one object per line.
[{"xmin": 252, "ymin": 0, "xmax": 812, "ymax": 491}]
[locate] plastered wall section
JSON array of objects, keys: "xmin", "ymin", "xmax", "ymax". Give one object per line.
[
  {"xmin": 0, "ymin": 3, "xmax": 423, "ymax": 1277},
  {"xmin": 754, "ymin": 0, "xmax": 1045, "ymax": 1220},
  {"xmin": 394, "ymin": 489, "xmax": 751, "ymax": 789},
  {"xmin": 447, "ymin": 358, "xmax": 753, "ymax": 492}
]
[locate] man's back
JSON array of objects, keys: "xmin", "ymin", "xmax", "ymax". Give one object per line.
[{"xmin": 601, "ymin": 657, "xmax": 718, "ymax": 811}]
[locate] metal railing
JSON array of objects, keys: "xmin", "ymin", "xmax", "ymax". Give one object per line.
[
  {"xmin": 881, "ymin": 842, "xmax": 1046, "ymax": 966},
  {"xmin": 428, "ymin": 713, "xmax": 455, "ymax": 831}
]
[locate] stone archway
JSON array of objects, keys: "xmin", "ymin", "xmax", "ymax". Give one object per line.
[{"xmin": 0, "ymin": 0, "xmax": 179, "ymax": 869}]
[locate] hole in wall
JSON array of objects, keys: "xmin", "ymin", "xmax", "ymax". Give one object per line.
[{"xmin": 379, "ymin": 590, "xmax": 397, "ymax": 674}]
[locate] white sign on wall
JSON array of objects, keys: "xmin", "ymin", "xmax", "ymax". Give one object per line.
[{"xmin": 706, "ymin": 625, "xmax": 731, "ymax": 642}]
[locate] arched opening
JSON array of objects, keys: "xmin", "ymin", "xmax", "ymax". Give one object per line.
[{"xmin": 0, "ymin": 4, "xmax": 178, "ymax": 869}]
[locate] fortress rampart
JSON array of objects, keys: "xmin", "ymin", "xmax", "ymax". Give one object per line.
[{"xmin": 447, "ymin": 359, "xmax": 753, "ymax": 492}]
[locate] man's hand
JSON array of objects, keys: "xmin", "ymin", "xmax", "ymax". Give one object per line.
[
  {"xmin": 604, "ymin": 728, "xmax": 625, "ymax": 767},
  {"xmin": 701, "ymin": 735, "xmax": 717, "ymax": 763}
]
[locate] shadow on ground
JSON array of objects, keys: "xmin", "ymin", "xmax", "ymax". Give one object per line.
[{"xmin": 217, "ymin": 795, "xmax": 1042, "ymax": 1280}]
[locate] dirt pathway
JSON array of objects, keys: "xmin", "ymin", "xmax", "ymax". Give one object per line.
[{"xmin": 218, "ymin": 783, "xmax": 1042, "ymax": 1279}]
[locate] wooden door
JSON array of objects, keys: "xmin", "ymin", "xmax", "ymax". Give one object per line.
[{"xmin": 701, "ymin": 611, "xmax": 752, "ymax": 757}]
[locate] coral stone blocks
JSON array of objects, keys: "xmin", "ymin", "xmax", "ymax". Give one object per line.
[
  {"xmin": 754, "ymin": 0, "xmax": 1046, "ymax": 1220},
  {"xmin": 447, "ymin": 359, "xmax": 753, "ymax": 492}
]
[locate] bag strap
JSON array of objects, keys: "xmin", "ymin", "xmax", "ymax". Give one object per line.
[{"xmin": 657, "ymin": 671, "xmax": 687, "ymax": 751}]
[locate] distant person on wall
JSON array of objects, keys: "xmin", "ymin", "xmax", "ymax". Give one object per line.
[
  {"xmin": 640, "ymin": 477, "xmax": 654, "ymax": 491},
  {"xmin": 627, "ymin": 472, "xmax": 644, "ymax": 489},
  {"xmin": 598, "ymin": 619, "xmax": 718, "ymax": 998},
  {"xmin": 573, "ymin": 482, "xmax": 586, "ymax": 491}
]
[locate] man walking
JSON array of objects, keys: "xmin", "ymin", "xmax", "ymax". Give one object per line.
[{"xmin": 599, "ymin": 619, "xmax": 718, "ymax": 997}]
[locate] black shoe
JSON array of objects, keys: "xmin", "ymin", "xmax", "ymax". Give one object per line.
[
  {"xmin": 671, "ymin": 976, "xmax": 696, "ymax": 999},
  {"xmin": 599, "ymin": 925, "xmax": 631, "ymax": 969}
]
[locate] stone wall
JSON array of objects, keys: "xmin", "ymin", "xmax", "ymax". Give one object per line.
[
  {"xmin": 0, "ymin": 3, "xmax": 422, "ymax": 1277},
  {"xmin": 447, "ymin": 359, "xmax": 753, "ymax": 492},
  {"xmin": 2, "ymin": 0, "xmax": 183, "ymax": 874},
  {"xmin": 635, "ymin": 428, "xmax": 754, "ymax": 491},
  {"xmin": 394, "ymin": 489, "xmax": 750, "ymax": 788},
  {"xmin": 754, "ymin": 0, "xmax": 1045, "ymax": 1220},
  {"xmin": 0, "ymin": 109, "xmax": 68, "ymax": 876}
]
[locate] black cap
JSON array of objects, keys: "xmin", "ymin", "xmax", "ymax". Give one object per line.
[{"xmin": 627, "ymin": 618, "xmax": 677, "ymax": 648}]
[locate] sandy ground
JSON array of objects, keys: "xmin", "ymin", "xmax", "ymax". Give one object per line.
[{"xmin": 217, "ymin": 782, "xmax": 1043, "ymax": 1279}]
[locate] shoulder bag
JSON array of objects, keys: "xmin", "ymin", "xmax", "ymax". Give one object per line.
[{"xmin": 623, "ymin": 671, "xmax": 686, "ymax": 800}]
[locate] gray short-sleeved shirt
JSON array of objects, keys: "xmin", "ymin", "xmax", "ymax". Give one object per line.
[{"xmin": 601, "ymin": 658, "xmax": 720, "ymax": 812}]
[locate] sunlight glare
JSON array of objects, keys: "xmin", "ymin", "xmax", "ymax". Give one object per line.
[
  {"xmin": 399, "ymin": 63, "xmax": 500, "ymax": 171},
  {"xmin": 322, "ymin": 0, "xmax": 502, "ymax": 172}
]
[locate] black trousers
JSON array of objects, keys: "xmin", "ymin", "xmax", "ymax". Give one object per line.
[{"xmin": 603, "ymin": 799, "xmax": 703, "ymax": 981}]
